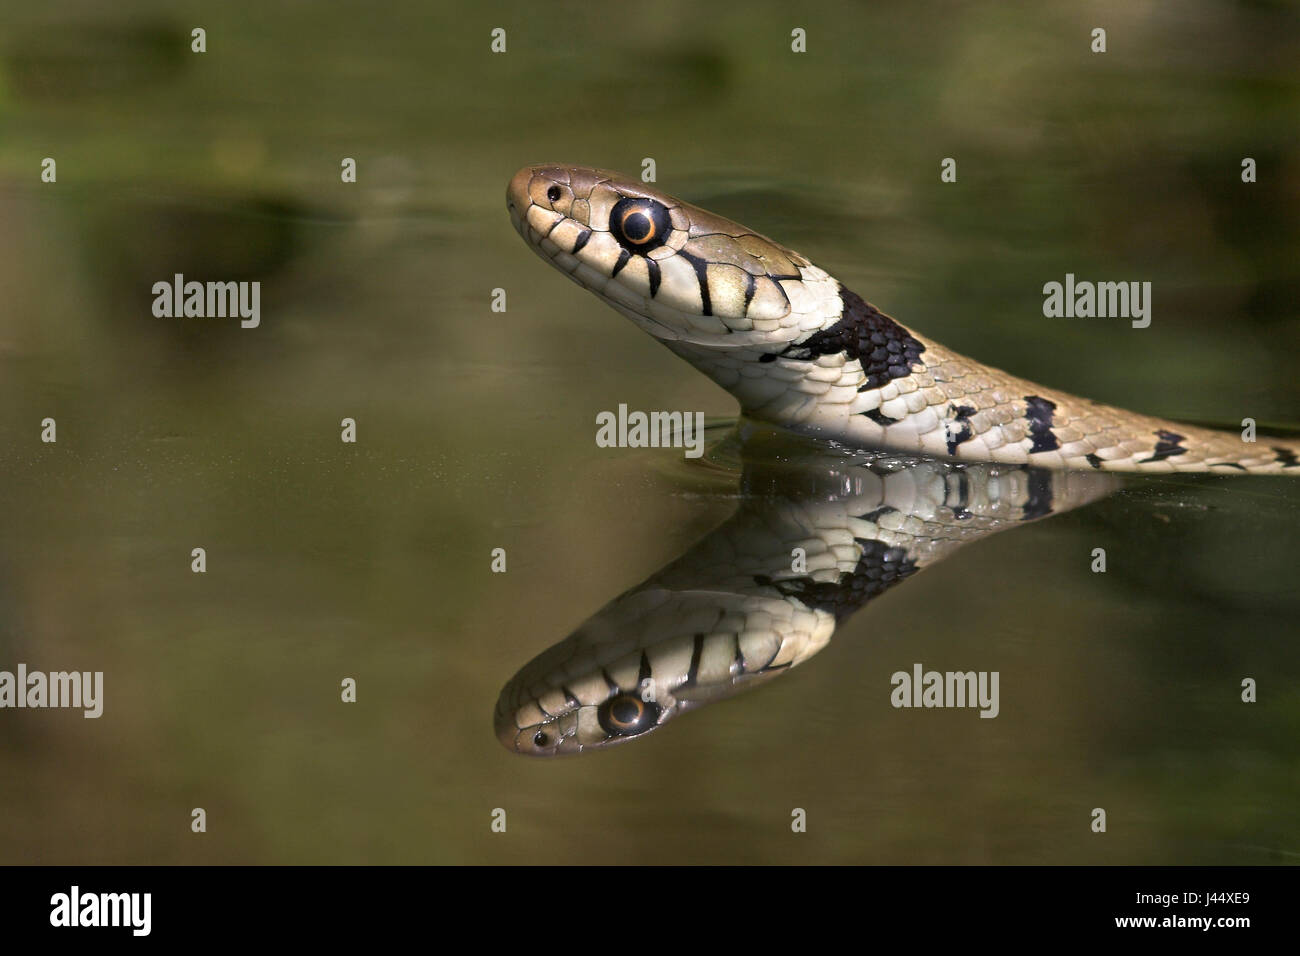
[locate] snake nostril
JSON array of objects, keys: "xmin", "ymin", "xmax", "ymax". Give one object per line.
[{"xmin": 546, "ymin": 185, "xmax": 562, "ymax": 203}]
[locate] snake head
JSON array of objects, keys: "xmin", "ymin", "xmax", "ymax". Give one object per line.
[
  {"xmin": 506, "ymin": 164, "xmax": 842, "ymax": 348},
  {"xmin": 494, "ymin": 588, "xmax": 820, "ymax": 756}
]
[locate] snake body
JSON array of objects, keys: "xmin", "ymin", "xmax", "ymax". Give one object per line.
[
  {"xmin": 507, "ymin": 164, "xmax": 1300, "ymax": 475},
  {"xmin": 495, "ymin": 431, "xmax": 1117, "ymax": 754}
]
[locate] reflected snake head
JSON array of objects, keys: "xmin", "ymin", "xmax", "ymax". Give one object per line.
[
  {"xmin": 506, "ymin": 164, "xmax": 842, "ymax": 349},
  {"xmin": 494, "ymin": 588, "xmax": 821, "ymax": 756}
]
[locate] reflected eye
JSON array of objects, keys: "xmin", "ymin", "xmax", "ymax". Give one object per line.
[
  {"xmin": 597, "ymin": 693, "xmax": 661, "ymax": 737},
  {"xmin": 609, "ymin": 197, "xmax": 671, "ymax": 254}
]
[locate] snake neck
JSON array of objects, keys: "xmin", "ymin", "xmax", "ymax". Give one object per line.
[
  {"xmin": 667, "ymin": 277, "xmax": 1300, "ymax": 476},
  {"xmin": 665, "ymin": 285, "xmax": 924, "ymax": 428}
]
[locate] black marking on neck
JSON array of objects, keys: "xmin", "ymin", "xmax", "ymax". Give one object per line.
[
  {"xmin": 1085, "ymin": 453, "xmax": 1104, "ymax": 469},
  {"xmin": 865, "ymin": 408, "xmax": 900, "ymax": 427},
  {"xmin": 1211, "ymin": 461, "xmax": 1247, "ymax": 471},
  {"xmin": 758, "ymin": 351, "xmax": 778, "ymax": 363},
  {"xmin": 1273, "ymin": 446, "xmax": 1300, "ymax": 468},
  {"xmin": 1024, "ymin": 396, "xmax": 1060, "ymax": 454},
  {"xmin": 753, "ymin": 540, "xmax": 919, "ymax": 623},
  {"xmin": 571, "ymin": 229, "xmax": 592, "ymax": 254},
  {"xmin": 646, "ymin": 258, "xmax": 661, "ymax": 297},
  {"xmin": 775, "ymin": 287, "xmax": 926, "ymax": 390},
  {"xmin": 679, "ymin": 251, "xmax": 713, "ymax": 316},
  {"xmin": 1138, "ymin": 430, "xmax": 1188, "ymax": 463},
  {"xmin": 1023, "ymin": 470, "xmax": 1054, "ymax": 520},
  {"xmin": 686, "ymin": 634, "xmax": 704, "ymax": 687},
  {"xmin": 946, "ymin": 404, "xmax": 977, "ymax": 456},
  {"xmin": 742, "ymin": 272, "xmax": 757, "ymax": 314}
]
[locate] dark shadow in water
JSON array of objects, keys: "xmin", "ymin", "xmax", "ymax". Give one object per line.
[{"xmin": 496, "ymin": 424, "xmax": 1119, "ymax": 755}]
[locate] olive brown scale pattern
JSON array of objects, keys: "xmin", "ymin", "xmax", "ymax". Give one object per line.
[{"xmin": 507, "ymin": 164, "xmax": 1300, "ymax": 475}]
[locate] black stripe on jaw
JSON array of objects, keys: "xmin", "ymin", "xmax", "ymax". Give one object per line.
[
  {"xmin": 1273, "ymin": 446, "xmax": 1300, "ymax": 468},
  {"xmin": 678, "ymin": 251, "xmax": 713, "ymax": 316},
  {"xmin": 571, "ymin": 229, "xmax": 592, "ymax": 254},
  {"xmin": 647, "ymin": 258, "xmax": 661, "ymax": 298},
  {"xmin": 732, "ymin": 634, "xmax": 746, "ymax": 676},
  {"xmin": 611, "ymin": 249, "xmax": 631, "ymax": 278},
  {"xmin": 686, "ymin": 634, "xmax": 705, "ymax": 687},
  {"xmin": 742, "ymin": 272, "xmax": 757, "ymax": 314}
]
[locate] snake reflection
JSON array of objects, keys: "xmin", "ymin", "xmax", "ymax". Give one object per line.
[{"xmin": 494, "ymin": 428, "xmax": 1118, "ymax": 755}]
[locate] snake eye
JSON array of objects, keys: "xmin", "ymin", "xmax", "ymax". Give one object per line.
[
  {"xmin": 609, "ymin": 197, "xmax": 671, "ymax": 254},
  {"xmin": 546, "ymin": 185, "xmax": 562, "ymax": 203},
  {"xmin": 596, "ymin": 693, "xmax": 661, "ymax": 737}
]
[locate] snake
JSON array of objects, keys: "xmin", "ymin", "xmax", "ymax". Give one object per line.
[
  {"xmin": 495, "ymin": 428, "xmax": 1118, "ymax": 755},
  {"xmin": 497, "ymin": 164, "xmax": 1296, "ymax": 756},
  {"xmin": 506, "ymin": 164, "xmax": 1300, "ymax": 475}
]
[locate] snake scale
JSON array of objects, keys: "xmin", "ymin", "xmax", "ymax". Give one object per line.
[{"xmin": 507, "ymin": 164, "xmax": 1300, "ymax": 475}]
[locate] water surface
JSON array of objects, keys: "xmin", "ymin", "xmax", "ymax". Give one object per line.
[{"xmin": 0, "ymin": 0, "xmax": 1297, "ymax": 863}]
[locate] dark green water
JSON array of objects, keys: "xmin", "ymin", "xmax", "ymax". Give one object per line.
[{"xmin": 0, "ymin": 0, "xmax": 1296, "ymax": 863}]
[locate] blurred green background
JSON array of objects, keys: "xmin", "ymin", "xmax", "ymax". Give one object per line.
[{"xmin": 0, "ymin": 0, "xmax": 1296, "ymax": 863}]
